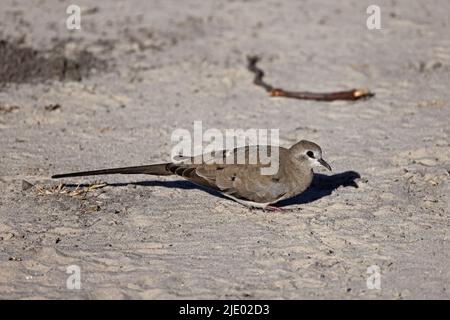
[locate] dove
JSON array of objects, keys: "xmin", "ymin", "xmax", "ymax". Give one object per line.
[{"xmin": 52, "ymin": 140, "xmax": 331, "ymax": 210}]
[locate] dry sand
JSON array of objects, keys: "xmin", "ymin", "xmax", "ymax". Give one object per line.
[{"xmin": 0, "ymin": 0, "xmax": 449, "ymax": 299}]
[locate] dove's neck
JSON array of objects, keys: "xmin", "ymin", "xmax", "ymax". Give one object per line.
[{"xmin": 287, "ymin": 155, "xmax": 314, "ymax": 186}]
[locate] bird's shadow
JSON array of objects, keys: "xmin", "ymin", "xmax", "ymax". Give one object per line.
[
  {"xmin": 64, "ymin": 179, "xmax": 228, "ymax": 200},
  {"xmin": 64, "ymin": 170, "xmax": 361, "ymax": 207},
  {"xmin": 275, "ymin": 170, "xmax": 361, "ymax": 207}
]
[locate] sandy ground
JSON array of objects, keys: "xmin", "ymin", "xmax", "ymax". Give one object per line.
[{"xmin": 0, "ymin": 0, "xmax": 449, "ymax": 299}]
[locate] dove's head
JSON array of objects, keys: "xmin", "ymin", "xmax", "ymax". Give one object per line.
[{"xmin": 290, "ymin": 140, "xmax": 332, "ymax": 171}]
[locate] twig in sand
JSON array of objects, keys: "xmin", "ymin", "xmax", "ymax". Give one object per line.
[
  {"xmin": 35, "ymin": 182, "xmax": 107, "ymax": 197},
  {"xmin": 247, "ymin": 55, "xmax": 374, "ymax": 102}
]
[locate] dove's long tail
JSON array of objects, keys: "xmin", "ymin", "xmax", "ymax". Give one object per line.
[{"xmin": 52, "ymin": 163, "xmax": 173, "ymax": 179}]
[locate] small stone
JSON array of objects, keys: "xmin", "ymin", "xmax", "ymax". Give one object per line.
[
  {"xmin": 21, "ymin": 180, "xmax": 34, "ymax": 191},
  {"xmin": 44, "ymin": 104, "xmax": 61, "ymax": 111},
  {"xmin": 9, "ymin": 256, "xmax": 22, "ymax": 261},
  {"xmin": 432, "ymin": 62, "xmax": 442, "ymax": 69}
]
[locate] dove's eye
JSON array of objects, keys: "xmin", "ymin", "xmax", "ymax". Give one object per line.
[{"xmin": 306, "ymin": 151, "xmax": 315, "ymax": 158}]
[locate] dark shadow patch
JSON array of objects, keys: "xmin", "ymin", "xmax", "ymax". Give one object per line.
[
  {"xmin": 64, "ymin": 180, "xmax": 229, "ymax": 200},
  {"xmin": 0, "ymin": 39, "xmax": 106, "ymax": 87},
  {"xmin": 276, "ymin": 171, "xmax": 361, "ymax": 207}
]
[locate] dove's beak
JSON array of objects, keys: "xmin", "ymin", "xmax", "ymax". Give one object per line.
[{"xmin": 319, "ymin": 158, "xmax": 332, "ymax": 171}]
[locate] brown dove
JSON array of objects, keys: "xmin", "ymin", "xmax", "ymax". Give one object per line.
[{"xmin": 52, "ymin": 140, "xmax": 331, "ymax": 210}]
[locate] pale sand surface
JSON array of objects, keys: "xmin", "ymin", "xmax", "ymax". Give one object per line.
[{"xmin": 0, "ymin": 0, "xmax": 449, "ymax": 299}]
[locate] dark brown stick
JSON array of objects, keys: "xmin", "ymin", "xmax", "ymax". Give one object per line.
[{"xmin": 247, "ymin": 55, "xmax": 374, "ymax": 102}]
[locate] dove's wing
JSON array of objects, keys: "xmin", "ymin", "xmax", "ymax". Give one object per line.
[{"xmin": 171, "ymin": 146, "xmax": 292, "ymax": 203}]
